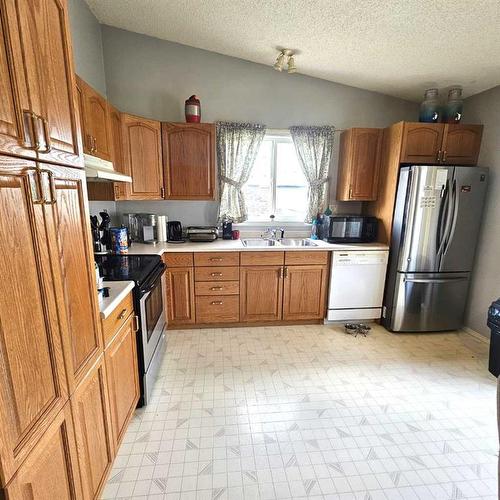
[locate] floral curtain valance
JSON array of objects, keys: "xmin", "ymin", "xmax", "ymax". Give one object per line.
[
  {"xmin": 216, "ymin": 121, "xmax": 266, "ymax": 223},
  {"xmin": 289, "ymin": 125, "xmax": 335, "ymax": 222}
]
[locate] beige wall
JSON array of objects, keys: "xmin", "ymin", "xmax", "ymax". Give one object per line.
[{"xmin": 464, "ymin": 86, "xmax": 500, "ymax": 337}]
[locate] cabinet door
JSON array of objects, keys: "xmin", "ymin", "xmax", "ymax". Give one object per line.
[
  {"xmin": 349, "ymin": 128, "xmax": 382, "ymax": 200},
  {"xmin": 109, "ymin": 104, "xmax": 127, "ymax": 200},
  {"xmin": 400, "ymin": 123, "xmax": 444, "ymax": 164},
  {"xmin": 41, "ymin": 164, "xmax": 102, "ymax": 391},
  {"xmin": 13, "ymin": 0, "xmax": 82, "ymax": 167},
  {"xmin": 0, "ymin": 3, "xmax": 36, "ymax": 159},
  {"xmin": 240, "ymin": 266, "xmax": 283, "ymax": 322},
  {"xmin": 80, "ymin": 78, "xmax": 112, "ymax": 161},
  {"xmin": 122, "ymin": 114, "xmax": 163, "ymax": 200},
  {"xmin": 162, "ymin": 123, "xmax": 215, "ymax": 200},
  {"xmin": 4, "ymin": 404, "xmax": 82, "ymax": 500},
  {"xmin": 166, "ymin": 267, "xmax": 196, "ymax": 325},
  {"xmin": 0, "ymin": 157, "xmax": 69, "ymax": 486},
  {"xmin": 442, "ymin": 124, "xmax": 483, "ymax": 165},
  {"xmin": 71, "ymin": 355, "xmax": 114, "ymax": 500},
  {"xmin": 105, "ymin": 315, "xmax": 140, "ymax": 449},
  {"xmin": 282, "ymin": 265, "xmax": 328, "ymax": 321}
]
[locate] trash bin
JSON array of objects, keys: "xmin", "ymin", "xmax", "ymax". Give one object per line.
[{"xmin": 488, "ymin": 298, "xmax": 500, "ymax": 377}]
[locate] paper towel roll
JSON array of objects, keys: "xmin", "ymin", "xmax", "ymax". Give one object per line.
[{"xmin": 157, "ymin": 215, "xmax": 168, "ymax": 242}]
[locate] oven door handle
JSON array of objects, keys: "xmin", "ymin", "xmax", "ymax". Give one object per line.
[{"xmin": 139, "ymin": 263, "xmax": 166, "ymax": 295}]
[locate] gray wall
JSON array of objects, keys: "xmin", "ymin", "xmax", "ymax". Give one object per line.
[
  {"xmin": 67, "ymin": 0, "xmax": 106, "ymax": 96},
  {"xmin": 100, "ymin": 26, "xmax": 417, "ymax": 224},
  {"xmin": 464, "ymin": 85, "xmax": 500, "ymax": 337}
]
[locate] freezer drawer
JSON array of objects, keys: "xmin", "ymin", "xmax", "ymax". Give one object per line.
[{"xmin": 388, "ymin": 272, "xmax": 470, "ymax": 332}]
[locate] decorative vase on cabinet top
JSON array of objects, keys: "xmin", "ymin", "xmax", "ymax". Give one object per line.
[
  {"xmin": 419, "ymin": 88, "xmax": 441, "ymax": 123},
  {"xmin": 443, "ymin": 87, "xmax": 463, "ymax": 123}
]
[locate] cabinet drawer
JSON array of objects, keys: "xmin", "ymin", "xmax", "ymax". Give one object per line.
[
  {"xmin": 102, "ymin": 292, "xmax": 134, "ymax": 347},
  {"xmin": 194, "ymin": 252, "xmax": 240, "ymax": 267},
  {"xmin": 195, "ymin": 266, "xmax": 239, "ymax": 281},
  {"xmin": 195, "ymin": 281, "xmax": 239, "ymax": 296},
  {"xmin": 240, "ymin": 251, "xmax": 284, "ymax": 266},
  {"xmin": 285, "ymin": 251, "xmax": 329, "ymax": 265},
  {"xmin": 163, "ymin": 252, "xmax": 194, "ymax": 267},
  {"xmin": 196, "ymin": 295, "xmax": 239, "ymax": 323}
]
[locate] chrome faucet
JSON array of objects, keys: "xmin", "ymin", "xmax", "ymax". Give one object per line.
[{"xmin": 262, "ymin": 215, "xmax": 285, "ymax": 241}]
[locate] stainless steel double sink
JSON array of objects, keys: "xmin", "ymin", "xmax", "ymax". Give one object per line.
[{"xmin": 241, "ymin": 238, "xmax": 317, "ymax": 247}]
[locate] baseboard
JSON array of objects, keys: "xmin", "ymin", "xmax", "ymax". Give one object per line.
[{"xmin": 461, "ymin": 326, "xmax": 490, "ymax": 343}]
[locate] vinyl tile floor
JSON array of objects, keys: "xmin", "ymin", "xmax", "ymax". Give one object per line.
[{"xmin": 101, "ymin": 324, "xmax": 498, "ymax": 500}]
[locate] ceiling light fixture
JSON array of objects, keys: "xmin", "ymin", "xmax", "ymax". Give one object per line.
[{"xmin": 273, "ymin": 49, "xmax": 297, "ymax": 74}]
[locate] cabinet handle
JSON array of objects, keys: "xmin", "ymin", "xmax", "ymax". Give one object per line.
[
  {"xmin": 279, "ymin": 267, "xmax": 284, "ymax": 279},
  {"xmin": 40, "ymin": 117, "xmax": 52, "ymax": 153},
  {"xmin": 93, "ymin": 136, "xmax": 97, "ymax": 153},
  {"xmin": 211, "ymin": 301, "xmax": 223, "ymax": 305},
  {"xmin": 27, "ymin": 169, "xmax": 44, "ymax": 204},
  {"xmin": 118, "ymin": 308, "xmax": 128, "ymax": 320},
  {"xmin": 86, "ymin": 134, "xmax": 93, "ymax": 152},
  {"xmin": 349, "ymin": 185, "xmax": 353, "ymax": 199},
  {"xmin": 40, "ymin": 170, "xmax": 57, "ymax": 205},
  {"xmin": 436, "ymin": 150, "xmax": 442, "ymax": 163},
  {"xmin": 211, "ymin": 272, "xmax": 223, "ymax": 277},
  {"xmin": 133, "ymin": 315, "xmax": 139, "ymax": 332},
  {"xmin": 210, "ymin": 286, "xmax": 223, "ymax": 291},
  {"xmin": 284, "ymin": 267, "xmax": 288, "ymax": 278},
  {"xmin": 442, "ymin": 150, "xmax": 447, "ymax": 162},
  {"xmin": 22, "ymin": 110, "xmax": 41, "ymax": 151},
  {"xmin": 209, "ymin": 257, "xmax": 223, "ymax": 262},
  {"xmin": 160, "ymin": 186, "xmax": 165, "ymax": 198}
]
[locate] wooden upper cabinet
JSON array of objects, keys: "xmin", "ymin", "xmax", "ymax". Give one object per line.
[
  {"xmin": 42, "ymin": 164, "xmax": 102, "ymax": 391},
  {"xmin": 400, "ymin": 122, "xmax": 444, "ymax": 164},
  {"xmin": 4, "ymin": 403, "xmax": 82, "ymax": 500},
  {"xmin": 166, "ymin": 267, "xmax": 196, "ymax": 325},
  {"xmin": 9, "ymin": 0, "xmax": 82, "ymax": 167},
  {"xmin": 0, "ymin": 5, "xmax": 36, "ymax": 159},
  {"xmin": 442, "ymin": 124, "xmax": 483, "ymax": 165},
  {"xmin": 240, "ymin": 266, "xmax": 283, "ymax": 322},
  {"xmin": 122, "ymin": 113, "xmax": 163, "ymax": 200},
  {"xmin": 76, "ymin": 75, "xmax": 112, "ymax": 161},
  {"xmin": 282, "ymin": 265, "xmax": 328, "ymax": 321},
  {"xmin": 337, "ymin": 128, "xmax": 382, "ymax": 201},
  {"xmin": 109, "ymin": 103, "xmax": 128, "ymax": 200},
  {"xmin": 71, "ymin": 356, "xmax": 114, "ymax": 500},
  {"xmin": 0, "ymin": 157, "xmax": 69, "ymax": 486},
  {"xmin": 105, "ymin": 315, "xmax": 140, "ymax": 449},
  {"xmin": 162, "ymin": 122, "xmax": 216, "ymax": 200}
]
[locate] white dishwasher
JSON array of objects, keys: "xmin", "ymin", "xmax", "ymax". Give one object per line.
[{"xmin": 327, "ymin": 250, "xmax": 389, "ymax": 321}]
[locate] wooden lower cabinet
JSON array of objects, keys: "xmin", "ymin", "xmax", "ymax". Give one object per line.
[
  {"xmin": 166, "ymin": 267, "xmax": 196, "ymax": 326},
  {"xmin": 195, "ymin": 295, "xmax": 239, "ymax": 323},
  {"xmin": 240, "ymin": 266, "xmax": 284, "ymax": 322},
  {"xmin": 105, "ymin": 314, "xmax": 140, "ymax": 449},
  {"xmin": 3, "ymin": 404, "xmax": 82, "ymax": 500},
  {"xmin": 71, "ymin": 355, "xmax": 114, "ymax": 500},
  {"xmin": 283, "ymin": 265, "xmax": 328, "ymax": 320}
]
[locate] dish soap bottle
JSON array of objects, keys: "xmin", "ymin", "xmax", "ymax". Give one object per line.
[{"xmin": 310, "ymin": 218, "xmax": 318, "ymax": 240}]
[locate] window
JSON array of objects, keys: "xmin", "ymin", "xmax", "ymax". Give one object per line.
[{"xmin": 243, "ymin": 133, "xmax": 308, "ymax": 222}]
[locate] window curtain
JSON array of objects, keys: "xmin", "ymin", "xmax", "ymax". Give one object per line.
[
  {"xmin": 216, "ymin": 121, "xmax": 266, "ymax": 223},
  {"xmin": 289, "ymin": 125, "xmax": 335, "ymax": 222}
]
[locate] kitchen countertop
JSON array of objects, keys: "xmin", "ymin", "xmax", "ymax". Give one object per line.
[
  {"xmin": 126, "ymin": 239, "xmax": 389, "ymax": 255},
  {"xmin": 99, "ymin": 281, "xmax": 135, "ymax": 319}
]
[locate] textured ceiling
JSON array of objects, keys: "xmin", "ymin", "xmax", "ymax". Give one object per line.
[{"xmin": 85, "ymin": 0, "xmax": 500, "ymax": 101}]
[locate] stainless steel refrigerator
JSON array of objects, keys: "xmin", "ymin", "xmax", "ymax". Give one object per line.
[{"xmin": 383, "ymin": 165, "xmax": 488, "ymax": 332}]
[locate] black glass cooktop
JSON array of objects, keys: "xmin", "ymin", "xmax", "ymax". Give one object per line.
[{"xmin": 95, "ymin": 254, "xmax": 161, "ymax": 287}]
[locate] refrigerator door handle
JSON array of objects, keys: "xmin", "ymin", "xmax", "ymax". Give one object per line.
[
  {"xmin": 435, "ymin": 179, "xmax": 449, "ymax": 257},
  {"xmin": 403, "ymin": 276, "xmax": 468, "ymax": 284},
  {"xmin": 443, "ymin": 179, "xmax": 459, "ymax": 257}
]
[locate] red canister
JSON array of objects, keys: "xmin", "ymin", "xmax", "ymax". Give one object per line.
[{"xmin": 185, "ymin": 95, "xmax": 201, "ymax": 123}]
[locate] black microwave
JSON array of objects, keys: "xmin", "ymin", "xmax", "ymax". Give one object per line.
[{"xmin": 327, "ymin": 215, "xmax": 378, "ymax": 243}]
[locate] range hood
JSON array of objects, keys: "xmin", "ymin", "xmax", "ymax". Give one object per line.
[{"xmin": 84, "ymin": 154, "xmax": 132, "ymax": 183}]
